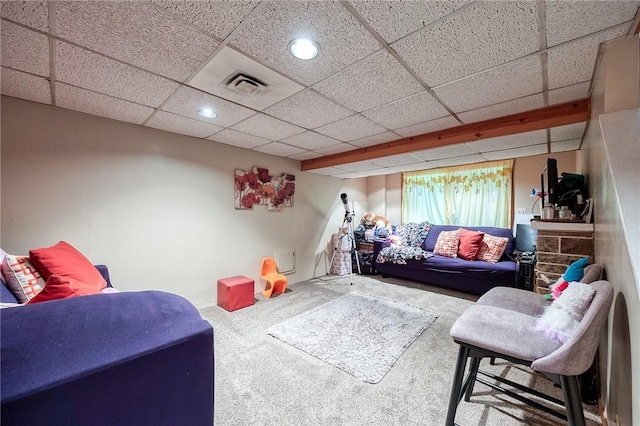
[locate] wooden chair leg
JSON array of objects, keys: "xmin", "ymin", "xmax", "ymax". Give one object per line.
[
  {"xmin": 446, "ymin": 345, "xmax": 470, "ymax": 426},
  {"xmin": 561, "ymin": 375, "xmax": 586, "ymax": 426}
]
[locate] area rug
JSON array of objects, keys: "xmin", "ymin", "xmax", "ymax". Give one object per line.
[{"xmin": 267, "ymin": 291, "xmax": 437, "ymax": 384}]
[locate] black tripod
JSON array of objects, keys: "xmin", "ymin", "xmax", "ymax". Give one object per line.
[{"xmin": 328, "ymin": 211, "xmax": 361, "ymax": 285}]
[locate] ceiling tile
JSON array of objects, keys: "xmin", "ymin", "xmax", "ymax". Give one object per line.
[
  {"xmin": 313, "ymin": 143, "xmax": 357, "ymax": 155},
  {"xmin": 231, "ymin": 113, "xmax": 305, "ymax": 140},
  {"xmin": 412, "ymin": 143, "xmax": 478, "ymax": 161},
  {"xmin": 333, "ymin": 171, "xmax": 371, "ymax": 179},
  {"xmin": 315, "ymin": 114, "xmax": 387, "ymax": 142},
  {"xmin": 349, "ymin": 131, "xmax": 402, "ymax": 148},
  {"xmin": 1, "ymin": 67, "xmax": 51, "ymax": 104},
  {"xmin": 313, "ymin": 50, "xmax": 424, "ymax": 112},
  {"xmin": 371, "ymin": 153, "xmax": 422, "ymax": 168},
  {"xmin": 228, "ymin": 1, "xmax": 380, "ymax": 85},
  {"xmin": 334, "ymin": 161, "xmax": 380, "ymax": 172},
  {"xmin": 482, "ymin": 144, "xmax": 548, "ymax": 160},
  {"xmin": 362, "ymin": 91, "xmax": 450, "ymax": 130},
  {"xmin": 151, "ymin": 0, "xmax": 260, "ymax": 40},
  {"xmin": 431, "ymin": 154, "xmax": 487, "ymax": 168},
  {"xmin": 387, "ymin": 162, "xmax": 433, "ymax": 173},
  {"xmin": 145, "ymin": 110, "xmax": 222, "ymax": 137},
  {"xmin": 56, "ymin": 1, "xmax": 218, "ymax": 81},
  {"xmin": 434, "ymin": 54, "xmax": 543, "ymax": 112},
  {"xmin": 207, "ymin": 129, "xmax": 270, "ymax": 149},
  {"xmin": 395, "ymin": 115, "xmax": 460, "ymax": 138},
  {"xmin": 550, "ymin": 122, "xmax": 587, "ymax": 142},
  {"xmin": 1, "ymin": 21, "xmax": 49, "ymax": 76},
  {"xmin": 1, "ymin": 0, "xmax": 48, "ymax": 32},
  {"xmin": 392, "ymin": 1, "xmax": 539, "ymax": 87},
  {"xmin": 551, "ymin": 139, "xmax": 582, "ymax": 153},
  {"xmin": 288, "ymin": 151, "xmax": 319, "ymax": 161},
  {"xmin": 252, "ymin": 142, "xmax": 307, "ymax": 157},
  {"xmin": 263, "ymin": 89, "xmax": 353, "ymax": 129},
  {"xmin": 469, "ymin": 129, "xmax": 547, "ymax": 153},
  {"xmin": 55, "ymin": 83, "xmax": 154, "ymax": 125},
  {"xmin": 548, "ymin": 81, "xmax": 590, "ymax": 105},
  {"xmin": 348, "ymin": 0, "xmax": 470, "ymax": 43},
  {"xmin": 458, "ymin": 93, "xmax": 545, "ymax": 124},
  {"xmin": 305, "ymin": 166, "xmax": 347, "ymax": 176},
  {"xmin": 279, "ymin": 131, "xmax": 342, "ymax": 150},
  {"xmin": 545, "ymin": 1, "xmax": 639, "ymax": 48},
  {"xmin": 56, "ymin": 42, "xmax": 179, "ymax": 108},
  {"xmin": 547, "ymin": 26, "xmax": 628, "ymax": 89},
  {"xmin": 162, "ymin": 86, "xmax": 256, "ymax": 127}
]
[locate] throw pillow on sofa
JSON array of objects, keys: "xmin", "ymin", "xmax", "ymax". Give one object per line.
[
  {"xmin": 457, "ymin": 228, "xmax": 485, "ymax": 261},
  {"xmin": 27, "ymin": 274, "xmax": 102, "ymax": 304},
  {"xmin": 29, "ymin": 241, "xmax": 107, "ymax": 292},
  {"xmin": 475, "ymin": 233, "xmax": 509, "ymax": 263},
  {"xmin": 1, "ymin": 254, "xmax": 46, "ymax": 303},
  {"xmin": 433, "ymin": 229, "xmax": 460, "ymax": 258}
]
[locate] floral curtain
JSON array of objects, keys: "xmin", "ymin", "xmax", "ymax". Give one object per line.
[{"xmin": 402, "ymin": 159, "xmax": 513, "ymax": 228}]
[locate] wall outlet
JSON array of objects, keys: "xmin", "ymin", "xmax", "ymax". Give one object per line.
[{"xmin": 516, "ymin": 208, "xmax": 527, "ymax": 214}]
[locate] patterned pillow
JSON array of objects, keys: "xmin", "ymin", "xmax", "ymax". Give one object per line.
[
  {"xmin": 1, "ymin": 254, "xmax": 45, "ymax": 303},
  {"xmin": 433, "ymin": 229, "xmax": 460, "ymax": 258},
  {"xmin": 476, "ymin": 234, "xmax": 509, "ymax": 263}
]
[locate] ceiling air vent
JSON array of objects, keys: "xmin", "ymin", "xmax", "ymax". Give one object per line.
[{"xmin": 226, "ymin": 73, "xmax": 267, "ymax": 97}]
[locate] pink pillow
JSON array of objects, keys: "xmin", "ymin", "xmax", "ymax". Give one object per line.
[
  {"xmin": 27, "ymin": 274, "xmax": 102, "ymax": 304},
  {"xmin": 29, "ymin": 241, "xmax": 106, "ymax": 291},
  {"xmin": 475, "ymin": 234, "xmax": 509, "ymax": 263},
  {"xmin": 433, "ymin": 230, "xmax": 460, "ymax": 258},
  {"xmin": 457, "ymin": 228, "xmax": 485, "ymax": 261}
]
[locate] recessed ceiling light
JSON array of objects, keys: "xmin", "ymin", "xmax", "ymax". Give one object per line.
[
  {"xmin": 289, "ymin": 38, "xmax": 319, "ymax": 60},
  {"xmin": 197, "ymin": 108, "xmax": 217, "ymax": 119}
]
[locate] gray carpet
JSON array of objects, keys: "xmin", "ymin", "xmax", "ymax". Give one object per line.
[{"xmin": 199, "ymin": 274, "xmax": 601, "ymax": 426}]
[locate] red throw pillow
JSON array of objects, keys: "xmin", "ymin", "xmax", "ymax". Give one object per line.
[
  {"xmin": 29, "ymin": 241, "xmax": 106, "ymax": 291},
  {"xmin": 27, "ymin": 274, "xmax": 102, "ymax": 304},
  {"xmin": 457, "ymin": 228, "xmax": 485, "ymax": 261}
]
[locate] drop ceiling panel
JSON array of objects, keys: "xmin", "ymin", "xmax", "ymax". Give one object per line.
[
  {"xmin": 387, "ymin": 162, "xmax": 433, "ymax": 173},
  {"xmin": 207, "ymin": 129, "xmax": 270, "ymax": 149},
  {"xmin": 395, "ymin": 116, "xmax": 461, "ymax": 138},
  {"xmin": 545, "ymin": 1, "xmax": 639, "ymax": 48},
  {"xmin": 312, "ymin": 50, "xmax": 424, "ymax": 113},
  {"xmin": 151, "ymin": 0, "xmax": 260, "ymax": 40},
  {"xmin": 434, "ymin": 54, "xmax": 543, "ymax": 113},
  {"xmin": 431, "ymin": 154, "xmax": 487, "ymax": 168},
  {"xmin": 145, "ymin": 110, "xmax": 223, "ymax": 138},
  {"xmin": 313, "ymin": 143, "xmax": 356, "ymax": 156},
  {"xmin": 231, "ymin": 113, "xmax": 305, "ymax": 140},
  {"xmin": 551, "ymin": 139, "xmax": 582, "ymax": 153},
  {"xmin": 550, "ymin": 122, "xmax": 587, "ymax": 142},
  {"xmin": 548, "ymin": 82, "xmax": 590, "ymax": 105},
  {"xmin": 333, "ymin": 171, "xmax": 371, "ymax": 179},
  {"xmin": 56, "ymin": 1, "xmax": 218, "ymax": 81},
  {"xmin": 392, "ymin": 1, "xmax": 539, "ymax": 87},
  {"xmin": 348, "ymin": 0, "xmax": 470, "ymax": 44},
  {"xmin": 2, "ymin": 22, "xmax": 49, "ymax": 76},
  {"xmin": 305, "ymin": 166, "xmax": 346, "ymax": 176},
  {"xmin": 469, "ymin": 129, "xmax": 547, "ymax": 153},
  {"xmin": 279, "ymin": 131, "xmax": 342, "ymax": 150},
  {"xmin": 0, "ymin": 0, "xmax": 48, "ymax": 32},
  {"xmin": 56, "ymin": 42, "xmax": 179, "ymax": 108},
  {"xmin": 547, "ymin": 26, "xmax": 628, "ymax": 89},
  {"xmin": 334, "ymin": 161, "xmax": 380, "ymax": 172},
  {"xmin": 228, "ymin": 1, "xmax": 380, "ymax": 86},
  {"xmin": 288, "ymin": 151, "xmax": 320, "ymax": 161},
  {"xmin": 412, "ymin": 143, "xmax": 477, "ymax": 161},
  {"xmin": 315, "ymin": 114, "xmax": 387, "ymax": 142},
  {"xmin": 252, "ymin": 141, "xmax": 307, "ymax": 157},
  {"xmin": 458, "ymin": 93, "xmax": 545, "ymax": 124},
  {"xmin": 362, "ymin": 91, "xmax": 450, "ymax": 130},
  {"xmin": 1, "ymin": 67, "xmax": 51, "ymax": 104},
  {"xmin": 264, "ymin": 89, "xmax": 353, "ymax": 129},
  {"xmin": 162, "ymin": 86, "xmax": 256, "ymax": 127},
  {"xmin": 55, "ymin": 83, "xmax": 154, "ymax": 125},
  {"xmin": 482, "ymin": 144, "xmax": 548, "ymax": 160},
  {"xmin": 371, "ymin": 153, "xmax": 422, "ymax": 168},
  {"xmin": 349, "ymin": 131, "xmax": 401, "ymax": 148}
]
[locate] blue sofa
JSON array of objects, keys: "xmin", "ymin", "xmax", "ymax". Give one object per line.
[
  {"xmin": 1, "ymin": 266, "xmax": 214, "ymax": 426},
  {"xmin": 374, "ymin": 225, "xmax": 518, "ymax": 296}
]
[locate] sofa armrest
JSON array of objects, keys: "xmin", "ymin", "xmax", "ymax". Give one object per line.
[
  {"xmin": 373, "ymin": 239, "xmax": 390, "ymax": 263},
  {"xmin": 1, "ymin": 291, "xmax": 214, "ymax": 425},
  {"xmin": 94, "ymin": 264, "xmax": 111, "ymax": 288}
]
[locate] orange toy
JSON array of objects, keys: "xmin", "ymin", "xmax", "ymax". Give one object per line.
[{"xmin": 260, "ymin": 257, "xmax": 287, "ymax": 298}]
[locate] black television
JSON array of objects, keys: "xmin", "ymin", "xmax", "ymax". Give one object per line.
[
  {"xmin": 515, "ymin": 224, "xmax": 538, "ymax": 253},
  {"xmin": 541, "ymin": 158, "xmax": 559, "ymax": 206}
]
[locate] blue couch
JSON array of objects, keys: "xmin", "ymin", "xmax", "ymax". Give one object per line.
[
  {"xmin": 374, "ymin": 225, "xmax": 518, "ymax": 296},
  {"xmin": 1, "ymin": 266, "xmax": 214, "ymax": 426}
]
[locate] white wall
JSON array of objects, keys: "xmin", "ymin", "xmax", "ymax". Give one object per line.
[{"xmin": 1, "ymin": 96, "xmax": 361, "ymax": 307}]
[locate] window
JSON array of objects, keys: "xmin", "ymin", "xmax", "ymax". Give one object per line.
[{"xmin": 402, "ymin": 160, "xmax": 513, "ymax": 227}]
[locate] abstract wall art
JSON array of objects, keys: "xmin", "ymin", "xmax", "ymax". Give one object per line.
[{"xmin": 234, "ymin": 167, "xmax": 295, "ymax": 211}]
